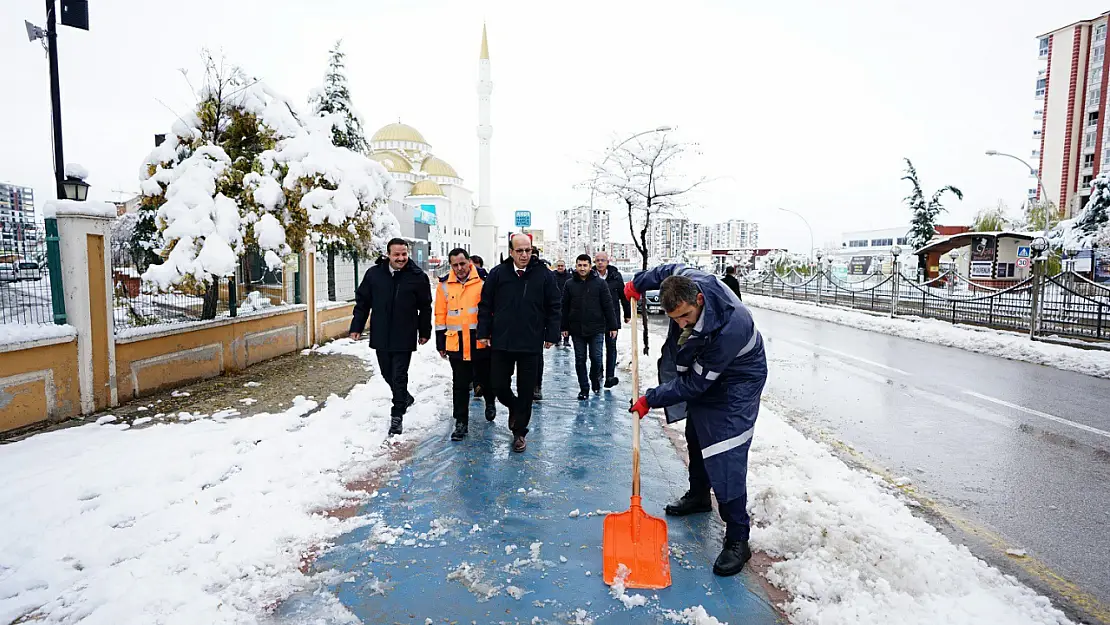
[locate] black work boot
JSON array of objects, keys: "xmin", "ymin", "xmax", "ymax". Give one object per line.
[
  {"xmin": 388, "ymin": 416, "xmax": 403, "ymax": 436},
  {"xmin": 484, "ymin": 403, "xmax": 497, "ymax": 422},
  {"xmin": 604, "ymin": 377, "xmax": 619, "ymax": 388},
  {"xmin": 405, "ymin": 394, "xmax": 416, "ymax": 409},
  {"xmin": 451, "ymin": 420, "xmax": 468, "ymax": 441},
  {"xmin": 577, "ymin": 390, "xmax": 589, "ymax": 401},
  {"xmin": 712, "ymin": 539, "xmax": 752, "ymax": 577},
  {"xmin": 664, "ymin": 490, "xmax": 712, "ymax": 516}
]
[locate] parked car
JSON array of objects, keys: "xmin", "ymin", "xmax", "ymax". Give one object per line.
[
  {"xmin": 0, "ymin": 262, "xmax": 18, "ymax": 282},
  {"xmin": 644, "ymin": 289, "xmax": 662, "ymax": 314},
  {"xmin": 17, "ymin": 261, "xmax": 41, "ymax": 281}
]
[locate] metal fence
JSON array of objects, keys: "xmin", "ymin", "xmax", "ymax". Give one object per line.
[
  {"xmin": 314, "ymin": 250, "xmax": 362, "ymax": 303},
  {"xmin": 0, "ymin": 224, "xmax": 56, "ymax": 325},
  {"xmin": 112, "ymin": 251, "xmax": 290, "ymax": 330},
  {"xmin": 741, "ymin": 267, "xmax": 1110, "ymax": 343}
]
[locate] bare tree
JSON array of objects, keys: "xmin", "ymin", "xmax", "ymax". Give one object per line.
[{"xmin": 590, "ymin": 132, "xmax": 705, "ymax": 354}]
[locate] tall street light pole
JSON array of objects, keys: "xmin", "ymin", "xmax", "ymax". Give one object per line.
[
  {"xmin": 985, "ymin": 150, "xmax": 1055, "ymax": 240},
  {"xmin": 778, "ymin": 207, "xmax": 814, "ymax": 263}
]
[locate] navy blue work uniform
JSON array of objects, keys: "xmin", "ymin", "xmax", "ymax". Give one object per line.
[{"xmin": 632, "ymin": 264, "xmax": 767, "ymax": 541}]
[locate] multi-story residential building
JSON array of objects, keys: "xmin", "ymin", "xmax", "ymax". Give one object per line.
[
  {"xmin": 649, "ymin": 217, "xmax": 693, "ymax": 262},
  {"xmin": 555, "ymin": 207, "xmax": 610, "ymax": 260},
  {"xmin": 1035, "ymin": 11, "xmax": 1110, "ymax": 217},
  {"xmin": 0, "ymin": 183, "xmax": 38, "ymax": 259}
]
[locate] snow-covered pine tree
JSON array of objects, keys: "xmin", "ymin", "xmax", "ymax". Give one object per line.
[
  {"xmin": 1072, "ymin": 172, "xmax": 1110, "ymax": 245},
  {"xmin": 903, "ymin": 158, "xmax": 963, "ymax": 273},
  {"xmin": 309, "ymin": 40, "xmax": 371, "ymax": 300}
]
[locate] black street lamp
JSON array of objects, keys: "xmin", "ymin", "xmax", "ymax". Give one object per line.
[
  {"xmin": 1031, "ymin": 236, "xmax": 1049, "ymax": 258},
  {"xmin": 62, "ymin": 175, "xmax": 89, "ymax": 201}
]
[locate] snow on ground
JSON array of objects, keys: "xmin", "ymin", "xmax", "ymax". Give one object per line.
[
  {"xmin": 633, "ymin": 327, "xmax": 1073, "ymax": 625},
  {"xmin": 0, "ymin": 322, "xmax": 76, "ymax": 346},
  {"xmin": 743, "ymin": 293, "xmax": 1110, "ymax": 380},
  {"xmin": 0, "ymin": 338, "xmax": 451, "ymax": 625}
]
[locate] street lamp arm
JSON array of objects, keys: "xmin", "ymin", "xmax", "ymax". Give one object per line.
[
  {"xmin": 985, "ymin": 149, "xmax": 1054, "ymax": 239},
  {"xmin": 778, "ymin": 207, "xmax": 814, "ymax": 263}
]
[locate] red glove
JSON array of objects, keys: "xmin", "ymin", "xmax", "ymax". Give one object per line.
[
  {"xmin": 624, "ymin": 281, "xmax": 641, "ymax": 301},
  {"xmin": 629, "ymin": 396, "xmax": 650, "ymax": 419}
]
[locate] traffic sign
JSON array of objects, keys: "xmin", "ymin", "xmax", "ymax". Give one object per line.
[
  {"xmin": 1017, "ymin": 246, "xmax": 1031, "ymax": 258},
  {"xmin": 1017, "ymin": 257, "xmax": 1030, "ymax": 268},
  {"xmin": 514, "ymin": 210, "xmax": 531, "ymax": 228}
]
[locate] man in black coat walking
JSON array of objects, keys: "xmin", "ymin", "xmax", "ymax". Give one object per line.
[
  {"xmin": 553, "ymin": 259, "xmax": 572, "ymax": 347},
  {"xmin": 477, "ymin": 233, "xmax": 561, "ymax": 453},
  {"xmin": 593, "ymin": 251, "xmax": 632, "ymax": 388},
  {"xmin": 350, "ymin": 238, "xmax": 433, "ymax": 436},
  {"xmin": 561, "ymin": 255, "xmax": 618, "ymax": 400},
  {"xmin": 722, "ymin": 266, "xmax": 743, "ymax": 301}
]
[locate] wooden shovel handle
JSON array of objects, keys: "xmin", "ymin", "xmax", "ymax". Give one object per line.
[{"xmin": 631, "ymin": 302, "xmax": 641, "ymax": 498}]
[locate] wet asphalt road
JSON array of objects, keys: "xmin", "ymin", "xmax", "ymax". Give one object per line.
[{"xmin": 649, "ymin": 307, "xmax": 1110, "ymax": 619}]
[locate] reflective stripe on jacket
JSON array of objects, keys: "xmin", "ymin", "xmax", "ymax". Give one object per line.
[{"xmin": 435, "ymin": 265, "xmax": 487, "ymax": 360}]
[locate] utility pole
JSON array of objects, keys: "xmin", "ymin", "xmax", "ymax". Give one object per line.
[{"xmin": 46, "ymin": 0, "xmax": 66, "ymax": 199}]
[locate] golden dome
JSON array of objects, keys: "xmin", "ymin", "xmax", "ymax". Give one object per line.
[
  {"xmin": 421, "ymin": 155, "xmax": 459, "ymax": 179},
  {"xmin": 371, "ymin": 122, "xmax": 428, "ymax": 145},
  {"xmin": 409, "ymin": 179, "xmax": 446, "ymax": 197},
  {"xmin": 369, "ymin": 150, "xmax": 413, "ymax": 173}
]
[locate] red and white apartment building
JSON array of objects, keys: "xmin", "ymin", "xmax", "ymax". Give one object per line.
[{"xmin": 1036, "ymin": 11, "xmax": 1110, "ymax": 218}]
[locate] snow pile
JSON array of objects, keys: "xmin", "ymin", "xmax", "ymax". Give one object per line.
[
  {"xmin": 0, "ymin": 323, "xmax": 76, "ymax": 346},
  {"xmin": 743, "ymin": 294, "xmax": 1110, "ymax": 379},
  {"xmin": 41, "ymin": 199, "xmax": 118, "ymax": 220},
  {"xmin": 747, "ymin": 408, "xmax": 1073, "ymax": 625},
  {"xmin": 445, "ymin": 562, "xmax": 503, "ymax": 602},
  {"xmin": 64, "ymin": 163, "xmax": 89, "ymax": 180},
  {"xmin": 663, "ymin": 605, "xmax": 728, "ymax": 624},
  {"xmin": 0, "ymin": 342, "xmax": 452, "ymax": 624},
  {"xmin": 238, "ymin": 290, "xmax": 273, "ymax": 314},
  {"xmin": 608, "ymin": 564, "xmax": 649, "ymax": 608}
]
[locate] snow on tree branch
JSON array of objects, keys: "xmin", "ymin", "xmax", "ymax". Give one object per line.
[{"xmin": 137, "ymin": 51, "xmax": 395, "ymax": 297}]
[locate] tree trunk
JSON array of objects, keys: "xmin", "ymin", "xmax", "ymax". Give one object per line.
[
  {"xmin": 327, "ymin": 246, "xmax": 337, "ymax": 301},
  {"xmin": 201, "ymin": 280, "xmax": 220, "ymax": 320}
]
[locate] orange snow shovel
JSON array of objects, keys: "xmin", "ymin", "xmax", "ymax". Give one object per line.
[{"xmin": 603, "ymin": 304, "xmax": 672, "ymax": 589}]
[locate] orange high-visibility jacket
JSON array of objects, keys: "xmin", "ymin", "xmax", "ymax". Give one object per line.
[{"xmin": 434, "ymin": 264, "xmax": 488, "ymax": 361}]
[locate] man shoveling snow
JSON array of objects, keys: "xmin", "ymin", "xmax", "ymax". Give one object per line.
[{"xmin": 626, "ymin": 264, "xmax": 766, "ymax": 577}]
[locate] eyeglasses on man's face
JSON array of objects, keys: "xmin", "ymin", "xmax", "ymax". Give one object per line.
[{"xmin": 512, "ymin": 247, "xmax": 533, "ymax": 254}]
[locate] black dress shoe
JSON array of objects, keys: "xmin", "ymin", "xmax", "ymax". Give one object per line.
[
  {"xmin": 664, "ymin": 490, "xmax": 712, "ymax": 516},
  {"xmin": 388, "ymin": 417, "xmax": 403, "ymax": 436},
  {"xmin": 577, "ymin": 390, "xmax": 589, "ymax": 400},
  {"xmin": 604, "ymin": 377, "xmax": 619, "ymax": 388},
  {"xmin": 512, "ymin": 434, "xmax": 527, "ymax": 453},
  {"xmin": 712, "ymin": 539, "xmax": 752, "ymax": 576},
  {"xmin": 485, "ymin": 403, "xmax": 497, "ymax": 421},
  {"xmin": 450, "ymin": 421, "xmax": 468, "ymax": 441}
]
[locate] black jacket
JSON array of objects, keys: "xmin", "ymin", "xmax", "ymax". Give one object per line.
[
  {"xmin": 477, "ymin": 255, "xmax": 561, "ymax": 353},
  {"xmin": 561, "ymin": 271, "xmax": 618, "ymax": 337},
  {"xmin": 596, "ymin": 266, "xmax": 632, "ymax": 329},
  {"xmin": 722, "ymin": 274, "xmax": 742, "ymax": 301},
  {"xmin": 554, "ymin": 270, "xmax": 572, "ymax": 292},
  {"xmin": 349, "ymin": 258, "xmax": 432, "ymax": 351}
]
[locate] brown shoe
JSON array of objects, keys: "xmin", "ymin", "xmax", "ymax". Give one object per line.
[{"xmin": 512, "ymin": 434, "xmax": 527, "ymax": 453}]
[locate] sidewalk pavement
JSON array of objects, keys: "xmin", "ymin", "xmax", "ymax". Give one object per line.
[{"xmin": 276, "ymin": 346, "xmax": 782, "ymax": 624}]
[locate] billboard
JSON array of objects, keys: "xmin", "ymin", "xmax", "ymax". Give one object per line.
[
  {"xmin": 1095, "ymin": 249, "xmax": 1110, "ymax": 282},
  {"xmin": 970, "ymin": 235, "xmax": 996, "ymax": 263},
  {"xmin": 848, "ymin": 256, "xmax": 872, "ymax": 276},
  {"xmin": 415, "ymin": 203, "xmax": 437, "ymax": 226}
]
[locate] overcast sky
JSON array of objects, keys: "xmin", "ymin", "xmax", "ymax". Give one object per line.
[{"xmin": 2, "ymin": 0, "xmax": 1104, "ymax": 253}]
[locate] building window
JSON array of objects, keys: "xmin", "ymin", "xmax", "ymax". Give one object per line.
[
  {"xmin": 896, "ymin": 237, "xmax": 908, "ymax": 245},
  {"xmin": 1039, "ymin": 37, "xmax": 1050, "ymax": 57},
  {"xmin": 869, "ymin": 238, "xmax": 894, "ymax": 247},
  {"xmin": 1094, "ymin": 68, "xmax": 1104, "ymax": 84},
  {"xmin": 1035, "ymin": 78, "xmax": 1046, "ymax": 98},
  {"xmin": 1031, "ymin": 149, "xmax": 1040, "ymax": 159},
  {"xmin": 1096, "ymin": 46, "xmax": 1106, "ymax": 63},
  {"xmin": 1086, "ymin": 131, "xmax": 1098, "ymax": 148},
  {"xmin": 1091, "ymin": 87, "xmax": 1103, "ymax": 108},
  {"xmin": 1099, "ymin": 25, "xmax": 1107, "ymax": 42},
  {"xmin": 1084, "ymin": 175, "xmax": 1095, "ymax": 187},
  {"xmin": 1084, "ymin": 153, "xmax": 1096, "ymax": 168},
  {"xmin": 1090, "ymin": 111, "xmax": 1101, "ymax": 127}
]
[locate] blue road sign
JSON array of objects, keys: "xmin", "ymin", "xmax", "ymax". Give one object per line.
[
  {"xmin": 514, "ymin": 210, "xmax": 531, "ymax": 228},
  {"xmin": 1017, "ymin": 246, "xmax": 1031, "ymax": 258}
]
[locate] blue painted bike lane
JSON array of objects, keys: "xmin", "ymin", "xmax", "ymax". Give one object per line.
[{"xmin": 278, "ymin": 347, "xmax": 782, "ymax": 624}]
